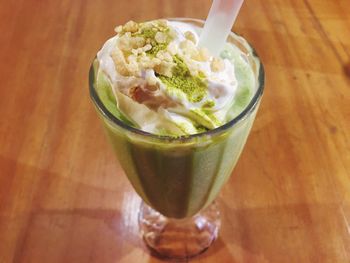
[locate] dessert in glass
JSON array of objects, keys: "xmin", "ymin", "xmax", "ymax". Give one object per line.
[{"xmin": 89, "ymin": 18, "xmax": 264, "ymax": 259}]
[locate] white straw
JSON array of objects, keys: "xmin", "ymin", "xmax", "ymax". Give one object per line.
[{"xmin": 199, "ymin": 0, "xmax": 244, "ymax": 57}]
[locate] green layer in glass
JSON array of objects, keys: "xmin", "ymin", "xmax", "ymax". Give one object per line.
[{"xmin": 89, "ymin": 18, "xmax": 264, "ymax": 219}]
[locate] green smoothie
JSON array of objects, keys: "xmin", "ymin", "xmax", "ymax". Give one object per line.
[{"xmin": 89, "ymin": 18, "xmax": 263, "ymax": 218}]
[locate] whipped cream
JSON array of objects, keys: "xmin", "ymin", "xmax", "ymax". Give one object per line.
[{"xmin": 97, "ymin": 19, "xmax": 239, "ymax": 136}]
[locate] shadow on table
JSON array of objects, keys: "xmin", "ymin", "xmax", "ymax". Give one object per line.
[{"xmin": 143, "ymin": 236, "xmax": 226, "ymax": 263}]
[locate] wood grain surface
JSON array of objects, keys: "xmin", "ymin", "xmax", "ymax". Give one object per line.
[{"xmin": 1, "ymin": 0, "xmax": 350, "ymax": 262}]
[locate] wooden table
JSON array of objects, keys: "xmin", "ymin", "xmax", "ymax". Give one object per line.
[{"xmin": 1, "ymin": 0, "xmax": 350, "ymax": 262}]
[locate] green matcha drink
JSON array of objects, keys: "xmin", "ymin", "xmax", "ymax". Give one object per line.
[{"xmin": 89, "ymin": 18, "xmax": 263, "ymax": 218}]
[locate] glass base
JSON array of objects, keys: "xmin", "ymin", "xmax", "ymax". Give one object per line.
[{"xmin": 138, "ymin": 201, "xmax": 221, "ymax": 260}]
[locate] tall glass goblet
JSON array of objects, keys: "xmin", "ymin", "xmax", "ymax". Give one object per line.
[{"xmin": 89, "ymin": 18, "xmax": 264, "ymax": 260}]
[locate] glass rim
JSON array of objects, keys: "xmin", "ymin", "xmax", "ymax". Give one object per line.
[{"xmin": 89, "ymin": 17, "xmax": 265, "ymax": 142}]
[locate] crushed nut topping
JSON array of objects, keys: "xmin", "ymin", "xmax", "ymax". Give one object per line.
[
  {"xmin": 155, "ymin": 32, "xmax": 167, "ymax": 43},
  {"xmin": 111, "ymin": 20, "xmax": 176, "ymax": 78},
  {"xmin": 123, "ymin": 20, "xmax": 138, "ymax": 33},
  {"xmin": 111, "ymin": 20, "xmax": 225, "ymax": 95},
  {"xmin": 211, "ymin": 57, "xmax": 225, "ymax": 72},
  {"xmin": 184, "ymin": 31, "xmax": 196, "ymax": 43}
]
